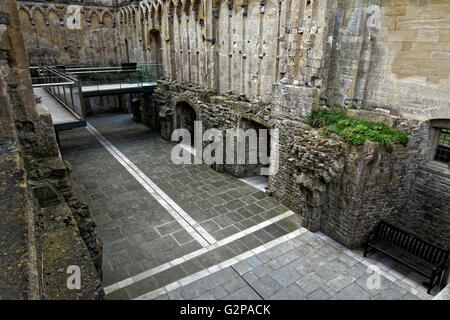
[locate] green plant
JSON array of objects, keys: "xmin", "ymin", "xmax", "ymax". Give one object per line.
[
  {"xmin": 306, "ymin": 108, "xmax": 347, "ymax": 128},
  {"xmin": 307, "ymin": 108, "xmax": 409, "ymax": 147}
]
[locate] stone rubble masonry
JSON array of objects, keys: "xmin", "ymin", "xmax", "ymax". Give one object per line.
[
  {"xmin": 0, "ymin": 0, "xmax": 103, "ymax": 299},
  {"xmin": 140, "ymin": 80, "xmax": 449, "ymax": 252},
  {"xmin": 396, "ymin": 163, "xmax": 450, "ymax": 251}
]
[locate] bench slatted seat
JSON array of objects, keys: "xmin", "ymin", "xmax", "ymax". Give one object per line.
[{"xmin": 364, "ymin": 220, "xmax": 449, "ymax": 294}]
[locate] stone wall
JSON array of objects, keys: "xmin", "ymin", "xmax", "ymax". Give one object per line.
[
  {"xmin": 141, "ymin": 82, "xmax": 449, "ymax": 249},
  {"xmin": 0, "ymin": 0, "xmax": 103, "ymax": 299},
  {"xmin": 267, "ymin": 110, "xmax": 428, "ymax": 248},
  {"xmin": 321, "ymin": 0, "xmax": 450, "ymax": 121},
  {"xmin": 395, "ymin": 163, "xmax": 450, "ymax": 250},
  {"xmin": 17, "ymin": 1, "xmax": 122, "ymax": 66},
  {"xmin": 17, "ymin": 0, "xmax": 450, "ymax": 122}
]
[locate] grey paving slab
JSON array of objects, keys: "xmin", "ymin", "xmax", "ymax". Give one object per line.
[
  {"xmin": 222, "ymin": 277, "xmax": 248, "ymax": 294},
  {"xmin": 269, "ymin": 284, "xmax": 308, "ymax": 300},
  {"xmin": 222, "ymin": 287, "xmax": 262, "ymax": 300},
  {"xmin": 331, "ymin": 283, "xmax": 373, "ymax": 300},
  {"xmin": 307, "ymin": 288, "xmax": 331, "ymax": 300},
  {"xmin": 249, "ymin": 275, "xmax": 284, "ymax": 299},
  {"xmin": 211, "ymin": 285, "xmax": 228, "ymax": 299}
]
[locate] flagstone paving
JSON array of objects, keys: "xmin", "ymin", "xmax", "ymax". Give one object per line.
[{"xmin": 59, "ymin": 113, "xmax": 437, "ymax": 300}]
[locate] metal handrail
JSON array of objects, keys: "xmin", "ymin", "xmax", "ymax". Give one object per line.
[
  {"xmin": 32, "ymin": 64, "xmax": 162, "ymax": 96},
  {"xmin": 31, "ymin": 66, "xmax": 86, "ymax": 122}
]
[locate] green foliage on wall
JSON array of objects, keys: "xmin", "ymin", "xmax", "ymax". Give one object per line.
[{"xmin": 307, "ymin": 108, "xmax": 409, "ymax": 147}]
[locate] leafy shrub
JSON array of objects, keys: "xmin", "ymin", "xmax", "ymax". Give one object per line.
[
  {"xmin": 307, "ymin": 108, "xmax": 409, "ymax": 147},
  {"xmin": 306, "ymin": 108, "xmax": 347, "ymax": 128}
]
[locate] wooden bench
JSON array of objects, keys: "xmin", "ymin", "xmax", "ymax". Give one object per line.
[{"xmin": 364, "ymin": 220, "xmax": 449, "ymax": 294}]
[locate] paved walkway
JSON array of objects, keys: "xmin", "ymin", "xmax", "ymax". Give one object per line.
[
  {"xmin": 59, "ymin": 113, "xmax": 437, "ymax": 300},
  {"xmin": 35, "ymin": 88, "xmax": 79, "ymax": 125}
]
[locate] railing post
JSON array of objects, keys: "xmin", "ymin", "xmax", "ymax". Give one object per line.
[
  {"xmin": 78, "ymin": 82, "xmax": 86, "ymax": 120},
  {"xmin": 70, "ymin": 85, "xmax": 75, "ymax": 113}
]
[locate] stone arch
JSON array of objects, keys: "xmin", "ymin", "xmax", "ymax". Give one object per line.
[
  {"xmin": 131, "ymin": 6, "xmax": 137, "ymax": 27},
  {"xmin": 45, "ymin": 4, "xmax": 62, "ymax": 22},
  {"xmin": 139, "ymin": 4, "xmax": 146, "ymax": 26},
  {"xmin": 100, "ymin": 9, "xmax": 114, "ymax": 27},
  {"xmin": 149, "ymin": 29, "xmax": 162, "ymax": 64},
  {"xmin": 230, "ymin": 116, "xmax": 272, "ymax": 177},
  {"xmin": 103, "ymin": 13, "xmax": 114, "ymax": 28},
  {"xmin": 30, "ymin": 3, "xmax": 46, "ymax": 25},
  {"xmin": 18, "ymin": 7, "xmax": 31, "ymax": 27},
  {"xmin": 124, "ymin": 6, "xmax": 131, "ymax": 25},
  {"xmin": 47, "ymin": 10, "xmax": 60, "ymax": 28},
  {"xmin": 20, "ymin": 4, "xmax": 36, "ymax": 25},
  {"xmin": 168, "ymin": 0, "xmax": 175, "ymax": 22},
  {"xmin": 88, "ymin": 10, "xmax": 101, "ymax": 28},
  {"xmin": 18, "ymin": 2, "xmax": 33, "ymax": 22},
  {"xmin": 118, "ymin": 8, "xmax": 125, "ymax": 25},
  {"xmin": 183, "ymin": 0, "xmax": 192, "ymax": 17},
  {"xmin": 150, "ymin": 5, "xmax": 156, "ymax": 27},
  {"xmin": 192, "ymin": 0, "xmax": 204, "ymax": 25},
  {"xmin": 175, "ymin": 0, "xmax": 182, "ymax": 22},
  {"xmin": 156, "ymin": 4, "xmax": 162, "ymax": 25},
  {"xmin": 174, "ymin": 100, "xmax": 199, "ymax": 145}
]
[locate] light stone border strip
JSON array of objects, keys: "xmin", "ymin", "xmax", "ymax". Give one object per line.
[
  {"xmin": 313, "ymin": 232, "xmax": 432, "ymax": 300},
  {"xmin": 85, "ymin": 122, "xmax": 215, "ymax": 247},
  {"xmin": 134, "ymin": 228, "xmax": 308, "ymax": 300},
  {"xmin": 103, "ymin": 210, "xmax": 296, "ymax": 295}
]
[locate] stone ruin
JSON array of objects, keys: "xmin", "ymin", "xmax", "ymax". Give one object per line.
[{"xmin": 0, "ymin": 0, "xmax": 449, "ymax": 299}]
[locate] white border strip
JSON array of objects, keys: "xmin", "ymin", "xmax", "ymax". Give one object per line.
[
  {"xmin": 313, "ymin": 233, "xmax": 432, "ymax": 298},
  {"xmin": 85, "ymin": 122, "xmax": 216, "ymax": 247},
  {"xmin": 104, "ymin": 210, "xmax": 296, "ymax": 295},
  {"xmin": 134, "ymin": 227, "xmax": 308, "ymax": 300}
]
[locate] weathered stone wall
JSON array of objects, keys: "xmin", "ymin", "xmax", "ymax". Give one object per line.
[
  {"xmin": 0, "ymin": 0, "xmax": 103, "ymax": 299},
  {"xmin": 17, "ymin": 0, "xmax": 450, "ymax": 122},
  {"xmin": 142, "ymin": 80, "xmax": 272, "ymax": 176},
  {"xmin": 267, "ymin": 111, "xmax": 427, "ymax": 248},
  {"xmin": 395, "ymin": 163, "xmax": 450, "ymax": 250},
  {"xmin": 322, "ymin": 0, "xmax": 450, "ymax": 121},
  {"xmin": 142, "ymin": 82, "xmax": 447, "ymax": 249},
  {"xmin": 17, "ymin": 1, "xmax": 123, "ymax": 66}
]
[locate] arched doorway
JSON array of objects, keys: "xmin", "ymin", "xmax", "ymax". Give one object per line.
[
  {"xmin": 149, "ymin": 29, "xmax": 162, "ymax": 64},
  {"xmin": 175, "ymin": 101, "xmax": 197, "ymax": 146},
  {"xmin": 227, "ymin": 118, "xmax": 271, "ymax": 184}
]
